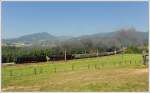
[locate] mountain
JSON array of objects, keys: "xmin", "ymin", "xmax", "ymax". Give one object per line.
[
  {"xmin": 78, "ymin": 28, "xmax": 148, "ymax": 48},
  {"xmin": 2, "ymin": 32, "xmax": 58, "ymax": 47},
  {"xmin": 57, "ymin": 36, "xmax": 73, "ymax": 41},
  {"xmin": 4, "ymin": 32, "xmax": 56, "ymax": 42},
  {"xmin": 2, "ymin": 28, "xmax": 148, "ymax": 48}
]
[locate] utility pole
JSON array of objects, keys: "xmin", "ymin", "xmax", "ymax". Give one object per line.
[
  {"xmin": 114, "ymin": 48, "xmax": 117, "ymax": 55},
  {"xmin": 64, "ymin": 49, "xmax": 66, "ymax": 62},
  {"xmin": 84, "ymin": 49, "xmax": 86, "ymax": 54},
  {"xmin": 46, "ymin": 56, "xmax": 50, "ymax": 62},
  {"xmin": 122, "ymin": 46, "xmax": 124, "ymax": 62},
  {"xmin": 96, "ymin": 48, "xmax": 99, "ymax": 57}
]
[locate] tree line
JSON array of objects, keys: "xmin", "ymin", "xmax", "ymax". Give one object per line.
[{"xmin": 2, "ymin": 44, "xmax": 146, "ymax": 63}]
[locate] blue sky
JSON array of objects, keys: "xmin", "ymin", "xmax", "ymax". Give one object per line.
[{"xmin": 2, "ymin": 1, "xmax": 148, "ymax": 39}]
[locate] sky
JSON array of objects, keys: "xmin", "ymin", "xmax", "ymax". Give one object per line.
[{"xmin": 2, "ymin": 1, "xmax": 149, "ymax": 39}]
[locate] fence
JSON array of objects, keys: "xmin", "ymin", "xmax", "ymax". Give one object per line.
[{"xmin": 4, "ymin": 60, "xmax": 144, "ymax": 80}]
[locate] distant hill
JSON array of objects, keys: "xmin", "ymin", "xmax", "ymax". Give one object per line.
[
  {"xmin": 3, "ymin": 32, "xmax": 56, "ymax": 42},
  {"xmin": 2, "ymin": 28, "xmax": 148, "ymax": 48},
  {"xmin": 3, "ymin": 32, "xmax": 54, "ymax": 47},
  {"xmin": 57, "ymin": 36, "xmax": 74, "ymax": 41},
  {"xmin": 78, "ymin": 28, "xmax": 148, "ymax": 48}
]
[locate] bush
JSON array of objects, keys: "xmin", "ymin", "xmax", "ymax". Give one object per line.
[{"xmin": 125, "ymin": 46, "xmax": 142, "ymax": 54}]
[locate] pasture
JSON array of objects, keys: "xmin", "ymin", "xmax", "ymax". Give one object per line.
[{"xmin": 2, "ymin": 54, "xmax": 148, "ymax": 92}]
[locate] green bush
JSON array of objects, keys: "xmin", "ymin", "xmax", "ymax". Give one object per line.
[{"xmin": 125, "ymin": 46, "xmax": 142, "ymax": 54}]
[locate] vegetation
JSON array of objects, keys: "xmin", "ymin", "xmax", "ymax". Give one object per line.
[
  {"xmin": 2, "ymin": 44, "xmax": 146, "ymax": 63},
  {"xmin": 2, "ymin": 54, "xmax": 148, "ymax": 91},
  {"xmin": 125, "ymin": 46, "xmax": 142, "ymax": 53}
]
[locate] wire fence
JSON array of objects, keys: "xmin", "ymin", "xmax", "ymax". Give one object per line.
[{"xmin": 3, "ymin": 60, "xmax": 144, "ymax": 80}]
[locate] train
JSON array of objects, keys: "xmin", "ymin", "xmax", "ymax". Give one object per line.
[{"xmin": 2, "ymin": 49, "xmax": 123, "ymax": 64}]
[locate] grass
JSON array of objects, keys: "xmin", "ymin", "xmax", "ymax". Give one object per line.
[{"xmin": 2, "ymin": 54, "xmax": 148, "ymax": 92}]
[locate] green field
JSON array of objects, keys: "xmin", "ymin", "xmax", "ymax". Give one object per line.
[{"xmin": 2, "ymin": 54, "xmax": 148, "ymax": 92}]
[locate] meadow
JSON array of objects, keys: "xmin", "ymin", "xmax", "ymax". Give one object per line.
[{"xmin": 2, "ymin": 54, "xmax": 148, "ymax": 92}]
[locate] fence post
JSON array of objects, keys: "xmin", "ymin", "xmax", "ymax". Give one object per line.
[
  {"xmin": 34, "ymin": 68, "xmax": 37, "ymax": 75},
  {"xmin": 40, "ymin": 68, "xmax": 43, "ymax": 74},
  {"xmin": 119, "ymin": 61, "xmax": 121, "ymax": 65},
  {"xmin": 130, "ymin": 60, "xmax": 131, "ymax": 64},
  {"xmin": 95, "ymin": 64, "xmax": 96, "ymax": 69},
  {"xmin": 72, "ymin": 64, "xmax": 74, "ymax": 71},
  {"xmin": 54, "ymin": 67, "xmax": 56, "ymax": 73},
  {"xmin": 95, "ymin": 64, "xmax": 97, "ymax": 69},
  {"xmin": 88, "ymin": 64, "xmax": 90, "ymax": 70}
]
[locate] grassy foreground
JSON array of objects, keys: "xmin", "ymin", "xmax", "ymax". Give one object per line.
[{"xmin": 2, "ymin": 54, "xmax": 148, "ymax": 92}]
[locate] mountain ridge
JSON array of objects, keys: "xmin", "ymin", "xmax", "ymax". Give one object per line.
[{"xmin": 2, "ymin": 29, "xmax": 148, "ymax": 47}]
